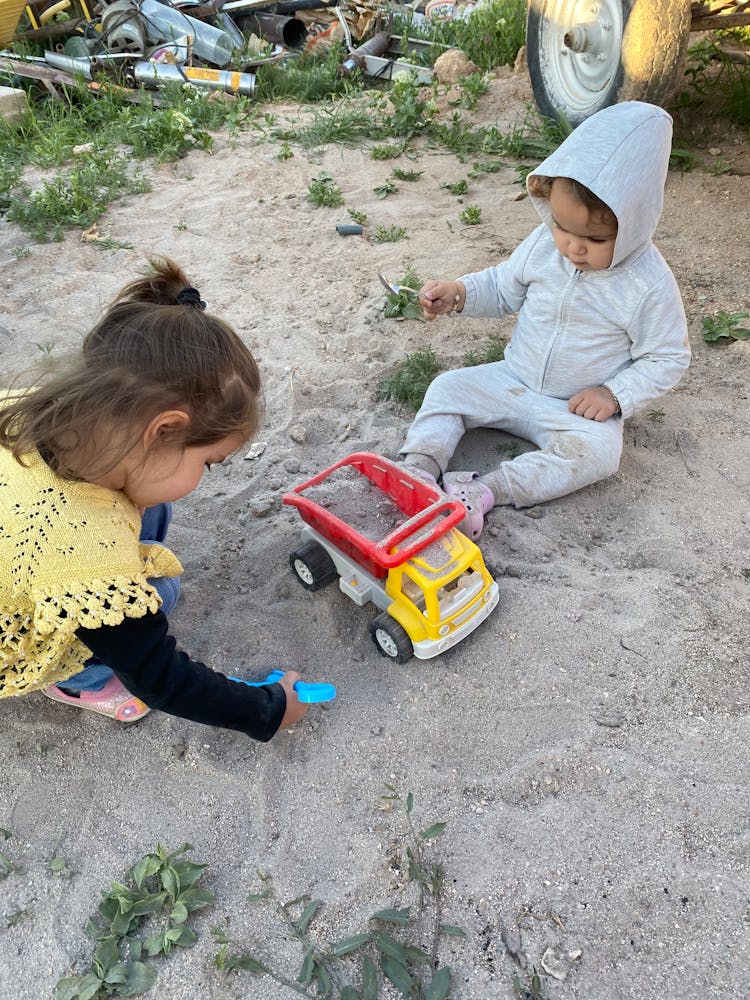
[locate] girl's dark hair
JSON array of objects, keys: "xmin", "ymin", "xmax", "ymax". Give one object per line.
[
  {"xmin": 0, "ymin": 258, "xmax": 262, "ymax": 480},
  {"xmin": 528, "ymin": 174, "xmax": 617, "ymax": 228}
]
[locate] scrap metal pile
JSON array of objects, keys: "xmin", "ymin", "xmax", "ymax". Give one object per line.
[{"xmin": 0, "ymin": 0, "xmax": 429, "ymax": 97}]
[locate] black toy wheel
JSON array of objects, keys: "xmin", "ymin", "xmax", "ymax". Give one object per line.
[
  {"xmin": 526, "ymin": 0, "xmax": 692, "ymax": 126},
  {"xmin": 290, "ymin": 541, "xmax": 337, "ymax": 591},
  {"xmin": 370, "ymin": 613, "xmax": 414, "ymax": 664}
]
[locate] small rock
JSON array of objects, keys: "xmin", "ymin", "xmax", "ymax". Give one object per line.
[
  {"xmin": 434, "ymin": 48, "xmax": 480, "ymax": 85},
  {"xmin": 541, "ymin": 945, "xmax": 579, "ymax": 981},
  {"xmin": 247, "ymin": 496, "xmax": 275, "ymax": 517},
  {"xmin": 72, "ymin": 142, "xmax": 95, "ymax": 156},
  {"xmin": 504, "ymin": 566, "xmax": 522, "ymax": 578},
  {"xmin": 708, "ymin": 147, "xmax": 722, "ymax": 156},
  {"xmin": 284, "ymin": 458, "xmax": 302, "ymax": 474},
  {"xmin": 525, "ymin": 506, "xmax": 543, "ymax": 519},
  {"xmin": 289, "ymin": 425, "xmax": 307, "ymax": 443},
  {"xmin": 244, "ymin": 441, "xmax": 267, "ymax": 460}
]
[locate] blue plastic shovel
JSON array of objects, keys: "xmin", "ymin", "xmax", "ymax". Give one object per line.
[{"xmin": 229, "ymin": 669, "xmax": 336, "ymax": 704}]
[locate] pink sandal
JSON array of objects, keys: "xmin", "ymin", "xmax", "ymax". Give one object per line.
[
  {"xmin": 442, "ymin": 471, "xmax": 495, "ymax": 541},
  {"xmin": 43, "ymin": 676, "xmax": 151, "ymax": 723}
]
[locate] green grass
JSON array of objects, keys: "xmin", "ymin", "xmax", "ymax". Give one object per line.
[
  {"xmin": 0, "ymin": 79, "xmax": 251, "ymax": 241},
  {"xmin": 393, "ymin": 0, "xmax": 526, "ymax": 72},
  {"xmin": 381, "ymin": 346, "xmax": 441, "ymax": 409},
  {"xmin": 382, "ymin": 336, "xmax": 508, "ymax": 410},
  {"xmin": 6, "ymin": 151, "xmax": 151, "ymax": 242},
  {"xmin": 307, "ymin": 171, "xmax": 344, "ymax": 207}
]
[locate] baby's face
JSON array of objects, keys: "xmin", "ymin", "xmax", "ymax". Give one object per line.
[{"xmin": 549, "ymin": 181, "xmax": 617, "ymax": 271}]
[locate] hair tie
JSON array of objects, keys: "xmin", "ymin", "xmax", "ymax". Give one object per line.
[{"xmin": 176, "ymin": 286, "xmax": 207, "ymax": 310}]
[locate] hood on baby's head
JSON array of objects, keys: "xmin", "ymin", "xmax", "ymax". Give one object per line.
[{"xmin": 527, "ymin": 101, "xmax": 673, "ymax": 268}]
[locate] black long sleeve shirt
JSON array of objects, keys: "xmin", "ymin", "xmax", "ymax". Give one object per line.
[{"xmin": 76, "ymin": 611, "xmax": 286, "ymax": 741}]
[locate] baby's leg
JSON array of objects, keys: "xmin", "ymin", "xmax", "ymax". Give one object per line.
[
  {"xmin": 400, "ymin": 361, "xmax": 520, "ymax": 476},
  {"xmin": 480, "ymin": 390, "xmax": 624, "ymax": 508}
]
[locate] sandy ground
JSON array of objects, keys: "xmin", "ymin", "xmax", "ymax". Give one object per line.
[{"xmin": 1, "ymin": 65, "xmax": 749, "ymax": 1000}]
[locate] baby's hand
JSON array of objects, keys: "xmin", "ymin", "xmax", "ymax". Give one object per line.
[
  {"xmin": 277, "ymin": 670, "xmax": 309, "ymax": 728},
  {"xmin": 568, "ymin": 387, "xmax": 619, "ymax": 422},
  {"xmin": 419, "ymin": 280, "xmax": 465, "ymax": 320}
]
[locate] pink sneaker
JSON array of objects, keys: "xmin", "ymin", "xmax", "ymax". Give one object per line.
[
  {"xmin": 43, "ymin": 676, "xmax": 151, "ymax": 723},
  {"xmin": 442, "ymin": 471, "xmax": 495, "ymax": 540}
]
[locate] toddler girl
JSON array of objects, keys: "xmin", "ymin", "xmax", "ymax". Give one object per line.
[{"xmin": 0, "ymin": 258, "xmax": 309, "ymax": 740}]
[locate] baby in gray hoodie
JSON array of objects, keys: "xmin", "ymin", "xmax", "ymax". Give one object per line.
[{"xmin": 400, "ymin": 100, "xmax": 691, "ymax": 539}]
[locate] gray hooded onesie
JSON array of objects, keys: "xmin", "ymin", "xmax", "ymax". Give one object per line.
[{"xmin": 401, "ymin": 101, "xmax": 690, "ymax": 509}]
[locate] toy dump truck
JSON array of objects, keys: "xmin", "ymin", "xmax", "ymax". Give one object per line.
[{"xmin": 283, "ymin": 452, "xmax": 499, "ymax": 664}]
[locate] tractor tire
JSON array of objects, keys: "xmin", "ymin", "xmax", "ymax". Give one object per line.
[{"xmin": 526, "ymin": 0, "xmax": 692, "ymax": 126}]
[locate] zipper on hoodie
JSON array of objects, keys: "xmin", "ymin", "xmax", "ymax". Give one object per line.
[{"xmin": 540, "ymin": 267, "xmax": 581, "ymax": 391}]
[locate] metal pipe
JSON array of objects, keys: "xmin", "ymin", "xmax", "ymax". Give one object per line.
[
  {"xmin": 239, "ymin": 12, "xmax": 307, "ymax": 48},
  {"xmin": 133, "ymin": 60, "xmax": 256, "ymax": 94},
  {"xmin": 274, "ymin": 0, "xmax": 332, "ymax": 11},
  {"xmin": 337, "ymin": 31, "xmax": 391, "ymax": 77}
]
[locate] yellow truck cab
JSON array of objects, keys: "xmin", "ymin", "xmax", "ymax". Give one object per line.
[{"xmin": 284, "ymin": 453, "xmax": 499, "ymax": 664}]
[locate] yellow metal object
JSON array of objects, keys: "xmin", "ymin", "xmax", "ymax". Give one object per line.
[
  {"xmin": 1, "ymin": 0, "xmax": 29, "ymax": 43},
  {"xmin": 38, "ymin": 0, "xmax": 70, "ymax": 23}
]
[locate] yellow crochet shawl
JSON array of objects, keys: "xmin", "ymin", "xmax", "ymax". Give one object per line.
[{"xmin": 0, "ymin": 444, "xmax": 183, "ymax": 696}]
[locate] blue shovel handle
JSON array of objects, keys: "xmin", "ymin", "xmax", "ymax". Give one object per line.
[{"xmin": 229, "ymin": 669, "xmax": 336, "ymax": 704}]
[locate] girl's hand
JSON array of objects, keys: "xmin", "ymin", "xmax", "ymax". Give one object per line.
[
  {"xmin": 419, "ymin": 280, "xmax": 465, "ymax": 320},
  {"xmin": 568, "ymin": 386, "xmax": 619, "ymax": 422},
  {"xmin": 277, "ymin": 670, "xmax": 309, "ymax": 728}
]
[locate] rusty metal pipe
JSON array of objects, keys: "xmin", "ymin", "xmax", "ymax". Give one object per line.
[
  {"xmin": 239, "ymin": 12, "xmax": 307, "ymax": 48},
  {"xmin": 337, "ymin": 31, "xmax": 391, "ymax": 77}
]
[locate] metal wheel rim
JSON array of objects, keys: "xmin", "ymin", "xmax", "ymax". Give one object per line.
[
  {"xmin": 293, "ymin": 559, "xmax": 314, "ymax": 586},
  {"xmin": 539, "ymin": 0, "xmax": 624, "ymax": 113},
  {"xmin": 374, "ymin": 627, "xmax": 399, "ymax": 658}
]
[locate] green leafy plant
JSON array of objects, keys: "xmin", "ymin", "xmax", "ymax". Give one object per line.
[
  {"xmin": 276, "ymin": 141, "xmax": 294, "ymax": 161},
  {"xmin": 381, "ymin": 268, "xmax": 424, "ymax": 322},
  {"xmin": 469, "ymin": 160, "xmax": 503, "ymax": 176},
  {"xmin": 371, "ymin": 143, "xmax": 403, "ymax": 160},
  {"xmin": 348, "ymin": 208, "xmax": 368, "ymax": 225},
  {"xmin": 308, "ymin": 171, "xmax": 344, "ymax": 208},
  {"xmin": 55, "ymin": 843, "xmax": 213, "ymax": 999},
  {"xmin": 442, "ymin": 179, "xmax": 468, "ymax": 197},
  {"xmin": 374, "ymin": 177, "xmax": 399, "ymax": 199},
  {"xmin": 392, "ymin": 167, "xmax": 423, "ymax": 182},
  {"xmin": 212, "ymin": 788, "xmax": 463, "ymax": 998},
  {"xmin": 47, "ymin": 835, "xmax": 72, "ymax": 878},
  {"xmin": 373, "ymin": 224, "xmax": 407, "ymax": 243},
  {"xmin": 701, "ymin": 310, "xmax": 750, "ymax": 343},
  {"xmin": 449, "ymin": 73, "xmax": 490, "ymax": 111},
  {"xmin": 460, "ymin": 205, "xmax": 482, "ymax": 225}
]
